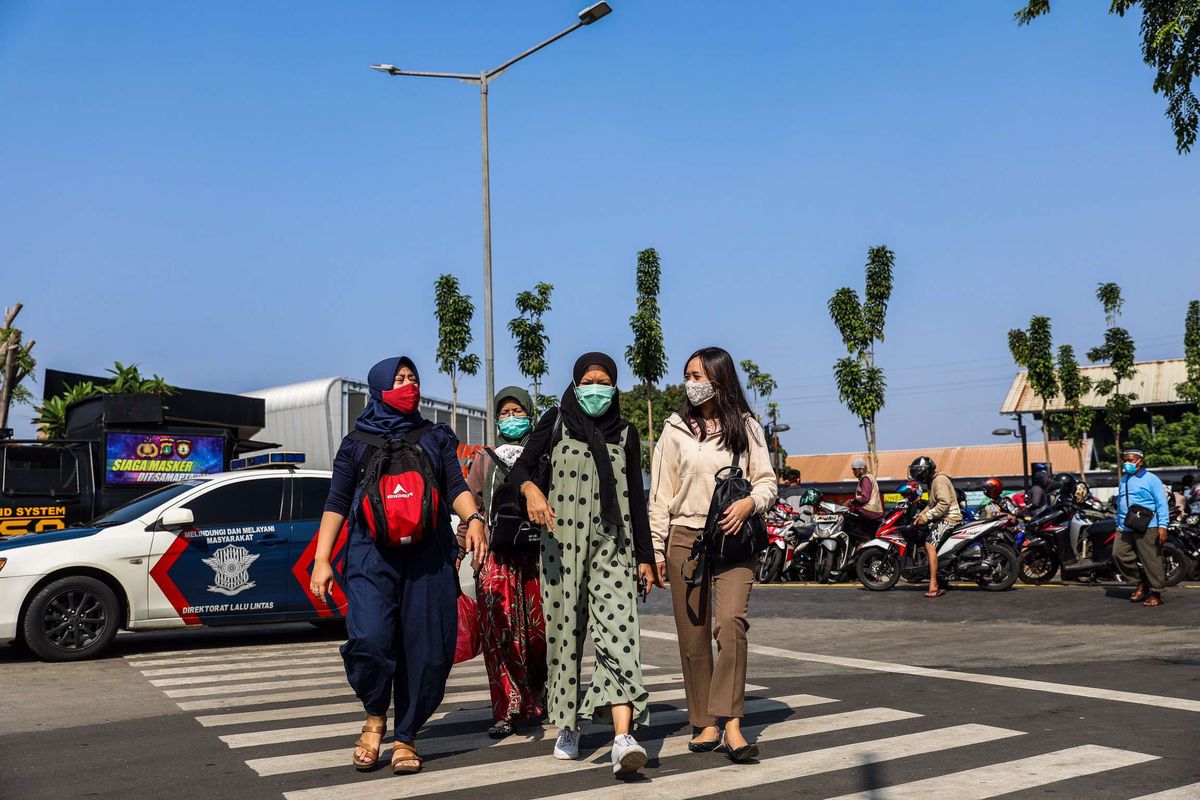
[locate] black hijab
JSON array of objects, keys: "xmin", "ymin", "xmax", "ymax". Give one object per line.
[{"xmin": 559, "ymin": 352, "xmax": 627, "ymax": 527}]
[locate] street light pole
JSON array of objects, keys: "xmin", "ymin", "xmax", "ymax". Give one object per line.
[
  {"xmin": 1016, "ymin": 413, "xmax": 1030, "ymax": 492},
  {"xmin": 371, "ymin": 2, "xmax": 612, "ymax": 447}
]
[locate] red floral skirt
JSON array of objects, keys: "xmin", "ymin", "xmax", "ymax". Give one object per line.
[{"xmin": 476, "ymin": 550, "xmax": 547, "ymax": 723}]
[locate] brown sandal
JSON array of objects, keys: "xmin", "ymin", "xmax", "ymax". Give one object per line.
[
  {"xmin": 1130, "ymin": 585, "xmax": 1148, "ymax": 603},
  {"xmin": 392, "ymin": 741, "xmax": 422, "ymax": 775},
  {"xmin": 1143, "ymin": 594, "xmax": 1164, "ymax": 607},
  {"xmin": 352, "ymin": 722, "xmax": 386, "ymax": 770}
]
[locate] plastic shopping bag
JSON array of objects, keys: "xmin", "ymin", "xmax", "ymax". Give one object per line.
[{"xmin": 454, "ymin": 592, "xmax": 481, "ymax": 664}]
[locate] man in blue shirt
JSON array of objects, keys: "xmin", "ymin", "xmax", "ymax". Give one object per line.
[{"xmin": 1114, "ymin": 448, "xmax": 1169, "ymax": 607}]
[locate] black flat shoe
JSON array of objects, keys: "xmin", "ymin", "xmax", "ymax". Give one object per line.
[
  {"xmin": 488, "ymin": 720, "xmax": 514, "ymax": 739},
  {"xmin": 688, "ymin": 738, "xmax": 722, "ymax": 753},
  {"xmin": 719, "ymin": 733, "xmax": 759, "ymax": 763}
]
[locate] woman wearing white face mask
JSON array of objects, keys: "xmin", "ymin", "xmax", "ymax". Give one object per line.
[{"xmin": 648, "ymin": 346, "xmax": 778, "ymax": 762}]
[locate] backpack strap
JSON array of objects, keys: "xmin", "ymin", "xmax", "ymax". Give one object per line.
[
  {"xmin": 483, "ymin": 446, "xmax": 510, "ymax": 477},
  {"xmin": 348, "ymin": 429, "xmax": 387, "ymax": 449}
]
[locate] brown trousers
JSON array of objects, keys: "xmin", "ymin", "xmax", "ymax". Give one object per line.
[
  {"xmin": 1114, "ymin": 527, "xmax": 1166, "ymax": 593},
  {"xmin": 665, "ymin": 525, "xmax": 755, "ymax": 727}
]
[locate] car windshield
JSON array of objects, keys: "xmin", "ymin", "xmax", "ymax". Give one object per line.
[{"xmin": 89, "ymin": 480, "xmax": 208, "ymax": 527}]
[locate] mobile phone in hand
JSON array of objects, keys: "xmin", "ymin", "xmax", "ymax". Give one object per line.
[{"xmin": 637, "ymin": 575, "xmax": 649, "ymax": 603}]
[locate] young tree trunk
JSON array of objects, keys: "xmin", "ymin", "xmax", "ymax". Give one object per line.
[
  {"xmin": 0, "ymin": 304, "xmax": 22, "ymax": 430},
  {"xmin": 1077, "ymin": 442, "xmax": 1087, "ymax": 477},
  {"xmin": 1040, "ymin": 402, "xmax": 1052, "ymax": 467},
  {"xmin": 532, "ymin": 378, "xmax": 540, "ymax": 415},
  {"xmin": 450, "ymin": 374, "xmax": 458, "ymax": 436},
  {"xmin": 861, "ymin": 418, "xmax": 874, "ymax": 474},
  {"xmin": 645, "ymin": 386, "xmax": 655, "ymax": 453}
]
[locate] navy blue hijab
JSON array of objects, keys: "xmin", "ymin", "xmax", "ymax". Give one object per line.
[{"xmin": 354, "ymin": 356, "xmax": 423, "ymax": 438}]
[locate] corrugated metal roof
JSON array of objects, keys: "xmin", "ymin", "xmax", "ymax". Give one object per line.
[
  {"xmin": 243, "ymin": 377, "xmax": 342, "ymax": 410},
  {"xmin": 786, "ymin": 440, "xmax": 1092, "ymax": 483},
  {"xmin": 1000, "ymin": 358, "xmax": 1189, "ymax": 414}
]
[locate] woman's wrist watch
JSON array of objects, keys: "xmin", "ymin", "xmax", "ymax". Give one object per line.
[{"xmin": 467, "ymin": 512, "xmax": 486, "ymax": 527}]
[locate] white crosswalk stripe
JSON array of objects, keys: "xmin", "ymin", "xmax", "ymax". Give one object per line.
[
  {"xmin": 281, "ymin": 704, "xmax": 912, "ymax": 800},
  {"xmin": 125, "ymin": 640, "xmax": 1194, "ymax": 800},
  {"xmin": 823, "ymin": 744, "xmax": 1159, "ymax": 799},
  {"xmin": 244, "ymin": 684, "xmax": 771, "ymax": 776}
]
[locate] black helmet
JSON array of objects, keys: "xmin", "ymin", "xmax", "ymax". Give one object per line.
[
  {"xmin": 1048, "ymin": 472, "xmax": 1077, "ymax": 499},
  {"xmin": 908, "ymin": 456, "xmax": 936, "ymax": 484}
]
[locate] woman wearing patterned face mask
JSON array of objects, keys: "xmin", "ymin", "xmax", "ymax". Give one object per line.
[
  {"xmin": 648, "ymin": 346, "xmax": 777, "ymax": 762},
  {"xmin": 456, "ymin": 387, "xmax": 547, "ymax": 739},
  {"xmin": 509, "ymin": 353, "xmax": 656, "ymax": 777}
]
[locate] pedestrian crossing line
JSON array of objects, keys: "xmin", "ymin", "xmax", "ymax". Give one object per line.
[
  {"xmin": 123, "ymin": 639, "xmax": 345, "ymax": 662},
  {"xmin": 823, "ymin": 744, "xmax": 1159, "ymax": 799},
  {"xmin": 126, "ymin": 644, "xmax": 345, "ymax": 669},
  {"xmin": 151, "ymin": 664, "xmax": 347, "ymax": 687},
  {"xmin": 217, "ymin": 679, "xmax": 792, "ymax": 749},
  {"xmin": 280, "ymin": 703, "xmax": 912, "ymax": 800},
  {"xmin": 183, "ymin": 688, "xmax": 491, "ymax": 714},
  {"xmin": 162, "ymin": 660, "xmax": 657, "ymax": 698},
  {"xmin": 139, "ymin": 654, "xmax": 350, "ymax": 677},
  {"xmin": 141, "ymin": 654, "xmax": 575, "ymax": 680},
  {"xmin": 639, "ymin": 630, "xmax": 1200, "ymax": 714},
  {"xmin": 245, "ymin": 685, "xmax": 773, "ymax": 777},
  {"xmin": 1129, "ymin": 785, "xmax": 1200, "ymax": 800},
  {"xmin": 521, "ymin": 723, "xmax": 1023, "ymax": 800},
  {"xmin": 200, "ymin": 701, "xmax": 493, "ymax": 729}
]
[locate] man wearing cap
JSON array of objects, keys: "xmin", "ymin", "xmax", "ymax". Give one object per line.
[
  {"xmin": 1114, "ymin": 448, "xmax": 1169, "ymax": 607},
  {"xmin": 844, "ymin": 457, "xmax": 884, "ymax": 540}
]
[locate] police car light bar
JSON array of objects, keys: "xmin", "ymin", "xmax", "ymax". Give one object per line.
[{"xmin": 230, "ymin": 452, "xmax": 306, "ymax": 471}]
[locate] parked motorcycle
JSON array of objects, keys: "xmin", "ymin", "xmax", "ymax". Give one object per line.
[
  {"xmin": 1018, "ymin": 485, "xmax": 1192, "ymax": 586},
  {"xmin": 757, "ymin": 500, "xmax": 814, "ymax": 583},
  {"xmin": 856, "ymin": 512, "xmax": 1020, "ymax": 592}
]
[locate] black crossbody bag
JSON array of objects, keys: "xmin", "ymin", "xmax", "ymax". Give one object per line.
[
  {"xmin": 1123, "ymin": 478, "xmax": 1156, "ymax": 535},
  {"xmin": 682, "ymin": 451, "xmax": 768, "ymax": 587},
  {"xmin": 481, "ymin": 446, "xmax": 541, "ymax": 553}
]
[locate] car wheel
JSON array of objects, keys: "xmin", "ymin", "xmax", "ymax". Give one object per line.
[{"xmin": 22, "ymin": 576, "xmax": 121, "ymax": 662}]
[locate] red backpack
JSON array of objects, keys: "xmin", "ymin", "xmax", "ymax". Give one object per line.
[{"xmin": 349, "ymin": 423, "xmax": 439, "ymax": 547}]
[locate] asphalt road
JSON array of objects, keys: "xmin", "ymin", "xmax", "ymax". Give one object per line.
[{"xmin": 2, "ymin": 581, "xmax": 1198, "ymax": 800}]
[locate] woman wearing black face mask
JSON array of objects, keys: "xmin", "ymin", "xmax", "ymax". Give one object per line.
[
  {"xmin": 509, "ymin": 353, "xmax": 656, "ymax": 777},
  {"xmin": 312, "ymin": 356, "xmax": 488, "ymax": 775}
]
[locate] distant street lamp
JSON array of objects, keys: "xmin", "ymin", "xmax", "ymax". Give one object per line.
[
  {"xmin": 765, "ymin": 422, "xmax": 790, "ymax": 472},
  {"xmin": 993, "ymin": 413, "xmax": 1030, "ymax": 491},
  {"xmin": 371, "ymin": 3, "xmax": 613, "ymax": 446}
]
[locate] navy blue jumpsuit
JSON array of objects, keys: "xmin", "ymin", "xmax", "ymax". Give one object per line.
[{"xmin": 324, "ymin": 423, "xmax": 469, "ymax": 742}]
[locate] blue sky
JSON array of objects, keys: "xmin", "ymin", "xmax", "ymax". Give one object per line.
[{"xmin": 2, "ymin": 1, "xmax": 1195, "ymax": 455}]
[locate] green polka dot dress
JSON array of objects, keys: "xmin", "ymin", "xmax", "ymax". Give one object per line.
[{"xmin": 540, "ymin": 429, "xmax": 649, "ymax": 730}]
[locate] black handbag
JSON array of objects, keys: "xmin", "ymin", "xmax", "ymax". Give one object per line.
[
  {"xmin": 482, "ymin": 447, "xmax": 541, "ymax": 554},
  {"xmin": 683, "ymin": 451, "xmax": 768, "ymax": 587},
  {"xmin": 1123, "ymin": 478, "xmax": 1155, "ymax": 535}
]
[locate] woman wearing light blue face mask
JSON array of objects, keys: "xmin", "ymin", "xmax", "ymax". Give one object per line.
[
  {"xmin": 457, "ymin": 387, "xmax": 547, "ymax": 738},
  {"xmin": 509, "ymin": 353, "xmax": 655, "ymax": 777}
]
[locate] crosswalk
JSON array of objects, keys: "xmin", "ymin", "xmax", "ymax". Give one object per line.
[{"xmin": 124, "ymin": 638, "xmax": 1194, "ymax": 800}]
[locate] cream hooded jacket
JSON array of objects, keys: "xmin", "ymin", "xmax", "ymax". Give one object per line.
[{"xmin": 648, "ymin": 412, "xmax": 779, "ymax": 563}]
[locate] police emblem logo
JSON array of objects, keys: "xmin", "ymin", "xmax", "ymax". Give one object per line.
[
  {"xmin": 136, "ymin": 442, "xmax": 160, "ymax": 459},
  {"xmin": 201, "ymin": 544, "xmax": 261, "ymax": 596},
  {"xmin": 176, "ymin": 440, "xmax": 193, "ymax": 458}
]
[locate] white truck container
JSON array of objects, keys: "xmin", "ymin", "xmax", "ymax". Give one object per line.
[{"xmin": 243, "ymin": 377, "xmax": 487, "ymax": 470}]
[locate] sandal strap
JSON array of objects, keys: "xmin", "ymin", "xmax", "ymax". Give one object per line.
[
  {"xmin": 362, "ymin": 722, "xmax": 387, "ymax": 735},
  {"xmin": 392, "ymin": 742, "xmax": 420, "ymax": 763}
]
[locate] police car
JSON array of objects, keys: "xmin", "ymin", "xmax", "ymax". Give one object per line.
[{"xmin": 0, "ymin": 454, "xmax": 349, "ymax": 661}]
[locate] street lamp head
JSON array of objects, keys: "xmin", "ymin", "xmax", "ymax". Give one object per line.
[
  {"xmin": 992, "ymin": 428, "xmax": 1015, "ymax": 437},
  {"xmin": 578, "ymin": 1, "xmax": 612, "ymax": 24},
  {"xmin": 370, "ymin": 64, "xmax": 399, "ymax": 75},
  {"xmin": 773, "ymin": 424, "xmax": 791, "ymax": 433}
]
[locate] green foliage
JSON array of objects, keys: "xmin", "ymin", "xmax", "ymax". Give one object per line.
[
  {"xmin": 30, "ymin": 361, "xmax": 177, "ymax": 439},
  {"xmin": 0, "ymin": 328, "xmax": 36, "ymax": 407},
  {"xmin": 625, "ymin": 248, "xmax": 669, "ymax": 447},
  {"xmin": 738, "ymin": 359, "xmax": 778, "ymax": 415},
  {"xmin": 625, "ymin": 248, "xmax": 668, "ymax": 388},
  {"xmin": 1095, "ymin": 282, "xmax": 1125, "ymax": 327},
  {"xmin": 1015, "ymin": 1, "xmax": 1200, "ymax": 153},
  {"xmin": 433, "ymin": 274, "xmax": 479, "ymax": 424},
  {"xmin": 508, "ymin": 282, "xmax": 554, "ymax": 409},
  {"xmin": 1053, "ymin": 344, "xmax": 1094, "ymax": 473},
  {"xmin": 536, "ymin": 393, "xmax": 559, "ymax": 413},
  {"xmin": 1007, "ymin": 328, "xmax": 1030, "ymax": 367},
  {"xmin": 828, "ymin": 245, "xmax": 895, "ymax": 472},
  {"xmin": 1177, "ymin": 300, "xmax": 1200, "ymax": 403},
  {"xmin": 1120, "ymin": 412, "xmax": 1200, "ymax": 467}
]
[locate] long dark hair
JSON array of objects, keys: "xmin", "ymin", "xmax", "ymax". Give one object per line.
[{"xmin": 678, "ymin": 346, "xmax": 753, "ymax": 455}]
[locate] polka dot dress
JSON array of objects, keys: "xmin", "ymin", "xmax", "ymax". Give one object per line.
[{"xmin": 539, "ymin": 430, "xmax": 649, "ymax": 730}]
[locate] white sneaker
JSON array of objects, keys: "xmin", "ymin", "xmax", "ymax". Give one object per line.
[
  {"xmin": 553, "ymin": 727, "xmax": 581, "ymax": 760},
  {"xmin": 611, "ymin": 733, "xmax": 647, "ymax": 776}
]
